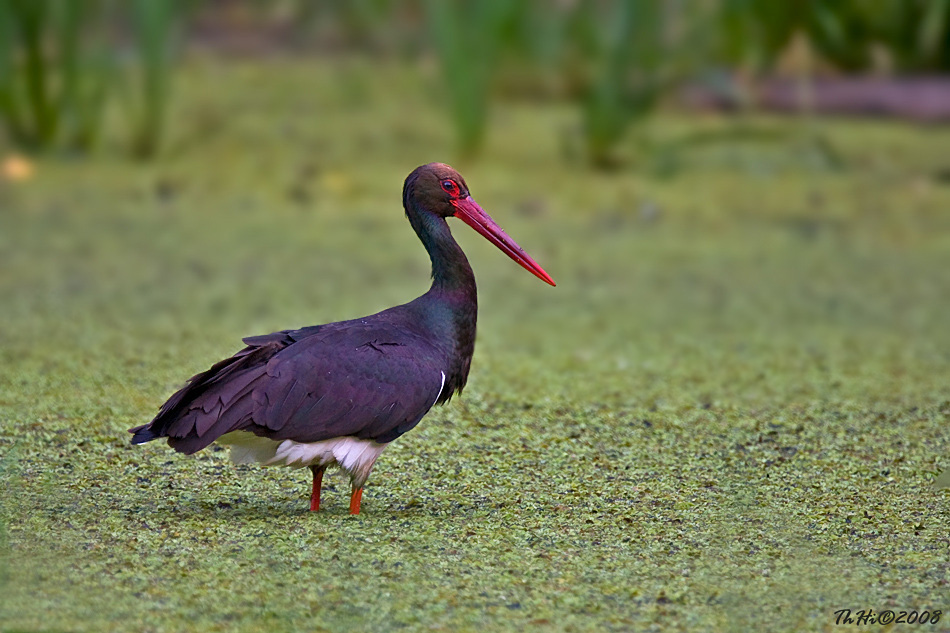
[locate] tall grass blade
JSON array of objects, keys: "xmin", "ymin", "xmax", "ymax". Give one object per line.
[
  {"xmin": 0, "ymin": 1, "xmax": 30, "ymax": 144},
  {"xmin": 915, "ymin": 0, "xmax": 949, "ymax": 69},
  {"xmin": 9, "ymin": 0, "xmax": 58, "ymax": 147},
  {"xmin": 55, "ymin": 0, "xmax": 111, "ymax": 151},
  {"xmin": 128, "ymin": 0, "xmax": 178, "ymax": 158},
  {"xmin": 425, "ymin": 0, "xmax": 513, "ymax": 158},
  {"xmin": 575, "ymin": 0, "xmax": 672, "ymax": 169}
]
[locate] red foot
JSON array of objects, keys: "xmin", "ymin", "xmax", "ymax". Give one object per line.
[
  {"xmin": 310, "ymin": 466, "xmax": 325, "ymax": 512},
  {"xmin": 349, "ymin": 488, "xmax": 363, "ymax": 515}
]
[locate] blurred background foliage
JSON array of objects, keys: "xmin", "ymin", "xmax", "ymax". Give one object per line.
[
  {"xmin": 0, "ymin": 0, "xmax": 948, "ymax": 166},
  {"xmin": 2, "ymin": 4, "xmax": 950, "ymax": 630},
  {"xmin": 0, "ymin": 0, "xmax": 186, "ymax": 157}
]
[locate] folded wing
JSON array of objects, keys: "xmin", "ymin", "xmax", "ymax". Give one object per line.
[{"xmin": 130, "ymin": 323, "xmax": 446, "ymax": 454}]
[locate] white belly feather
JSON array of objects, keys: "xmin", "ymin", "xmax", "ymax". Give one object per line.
[{"xmin": 219, "ymin": 431, "xmax": 388, "ymax": 479}]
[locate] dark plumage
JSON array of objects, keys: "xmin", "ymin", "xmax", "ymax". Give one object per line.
[{"xmin": 130, "ymin": 163, "xmax": 554, "ymax": 514}]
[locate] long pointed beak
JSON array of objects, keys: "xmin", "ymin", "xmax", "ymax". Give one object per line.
[{"xmin": 451, "ymin": 196, "xmax": 556, "ymax": 286}]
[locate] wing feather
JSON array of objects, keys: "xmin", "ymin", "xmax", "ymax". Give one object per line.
[{"xmin": 131, "ymin": 319, "xmax": 447, "ymax": 454}]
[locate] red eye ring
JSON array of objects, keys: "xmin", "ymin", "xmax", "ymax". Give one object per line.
[{"xmin": 440, "ymin": 179, "xmax": 459, "ymax": 196}]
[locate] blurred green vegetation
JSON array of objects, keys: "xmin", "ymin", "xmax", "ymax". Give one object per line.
[
  {"xmin": 0, "ymin": 0, "xmax": 112, "ymax": 151},
  {"xmin": 0, "ymin": 0, "xmax": 183, "ymax": 157},
  {"xmin": 1, "ymin": 0, "xmax": 949, "ymax": 164},
  {"xmin": 125, "ymin": 0, "xmax": 180, "ymax": 158},
  {"xmin": 1, "ymin": 59, "xmax": 949, "ymax": 632},
  {"xmin": 1, "ymin": 2, "xmax": 950, "ymax": 631}
]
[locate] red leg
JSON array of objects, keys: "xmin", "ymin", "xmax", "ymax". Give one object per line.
[
  {"xmin": 310, "ymin": 466, "xmax": 325, "ymax": 512},
  {"xmin": 349, "ymin": 487, "xmax": 363, "ymax": 515}
]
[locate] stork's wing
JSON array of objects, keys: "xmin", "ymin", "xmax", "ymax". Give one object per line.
[{"xmin": 129, "ymin": 323, "xmax": 446, "ymax": 454}]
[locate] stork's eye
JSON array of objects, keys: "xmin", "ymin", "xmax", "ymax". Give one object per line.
[{"xmin": 441, "ymin": 179, "xmax": 460, "ymax": 197}]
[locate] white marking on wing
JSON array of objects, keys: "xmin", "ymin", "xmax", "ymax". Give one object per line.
[{"xmin": 432, "ymin": 370, "xmax": 446, "ymax": 409}]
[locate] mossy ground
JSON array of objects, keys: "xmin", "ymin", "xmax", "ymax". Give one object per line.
[{"xmin": 1, "ymin": 59, "xmax": 949, "ymax": 632}]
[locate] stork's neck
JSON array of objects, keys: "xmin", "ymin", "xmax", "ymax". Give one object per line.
[
  {"xmin": 410, "ymin": 208, "xmax": 476, "ymax": 297},
  {"xmin": 407, "ymin": 206, "xmax": 477, "ymax": 400}
]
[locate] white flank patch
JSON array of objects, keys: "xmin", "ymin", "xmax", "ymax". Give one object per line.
[{"xmin": 218, "ymin": 431, "xmax": 388, "ymax": 484}]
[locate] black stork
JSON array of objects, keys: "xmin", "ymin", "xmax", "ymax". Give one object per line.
[{"xmin": 129, "ymin": 163, "xmax": 555, "ymax": 514}]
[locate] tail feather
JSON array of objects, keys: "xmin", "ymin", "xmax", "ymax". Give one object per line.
[
  {"xmin": 129, "ymin": 424, "xmax": 160, "ymax": 445},
  {"xmin": 129, "ymin": 339, "xmax": 288, "ymax": 453}
]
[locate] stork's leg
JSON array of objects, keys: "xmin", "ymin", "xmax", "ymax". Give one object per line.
[
  {"xmin": 310, "ymin": 466, "xmax": 325, "ymax": 512},
  {"xmin": 349, "ymin": 487, "xmax": 363, "ymax": 515}
]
